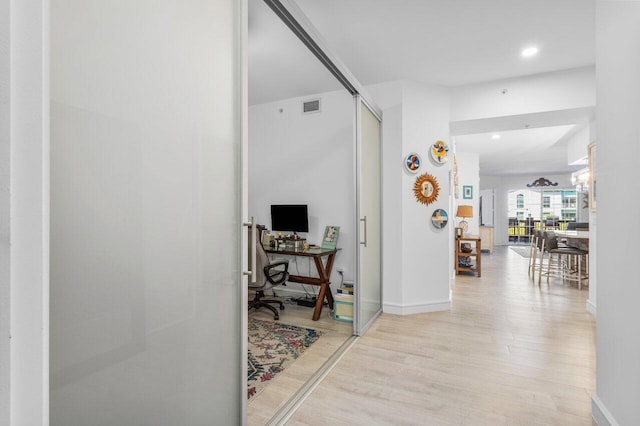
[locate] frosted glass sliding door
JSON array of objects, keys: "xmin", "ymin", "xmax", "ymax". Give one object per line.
[
  {"xmin": 50, "ymin": 1, "xmax": 245, "ymax": 424},
  {"xmin": 356, "ymin": 97, "xmax": 382, "ymax": 335}
]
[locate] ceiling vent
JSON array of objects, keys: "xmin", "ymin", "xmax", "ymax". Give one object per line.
[{"xmin": 302, "ymin": 99, "xmax": 321, "ymax": 114}]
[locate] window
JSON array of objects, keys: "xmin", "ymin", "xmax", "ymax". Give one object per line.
[
  {"xmin": 543, "ymin": 196, "xmax": 551, "ymax": 208},
  {"xmin": 562, "ymin": 196, "xmax": 577, "ymax": 209},
  {"xmin": 517, "ymin": 212, "xmax": 524, "ymax": 220},
  {"xmin": 517, "ymin": 194, "xmax": 524, "ymax": 209}
]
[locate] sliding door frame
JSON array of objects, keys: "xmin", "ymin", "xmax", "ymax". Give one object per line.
[
  {"xmin": 263, "ymin": 0, "xmax": 384, "ymax": 336},
  {"xmin": 5, "ymin": 0, "xmax": 249, "ymax": 424},
  {"xmin": 354, "ymin": 95, "xmax": 383, "ymax": 335},
  {"xmin": 254, "ymin": 0, "xmax": 383, "ymax": 422}
]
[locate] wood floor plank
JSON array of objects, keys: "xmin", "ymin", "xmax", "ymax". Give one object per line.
[{"xmin": 287, "ymin": 246, "xmax": 596, "ymax": 425}]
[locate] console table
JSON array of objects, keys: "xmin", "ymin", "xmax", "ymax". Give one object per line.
[
  {"xmin": 264, "ymin": 246, "xmax": 339, "ymax": 321},
  {"xmin": 455, "ymin": 235, "xmax": 481, "ymax": 277}
]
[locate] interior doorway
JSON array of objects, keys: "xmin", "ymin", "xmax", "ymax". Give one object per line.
[{"xmin": 246, "ymin": 0, "xmax": 382, "ymax": 421}]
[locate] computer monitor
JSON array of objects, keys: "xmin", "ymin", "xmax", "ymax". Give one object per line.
[{"xmin": 270, "ymin": 204, "xmax": 309, "ymax": 233}]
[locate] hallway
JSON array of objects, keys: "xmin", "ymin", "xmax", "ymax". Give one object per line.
[{"xmin": 287, "ymin": 246, "xmax": 596, "ymax": 425}]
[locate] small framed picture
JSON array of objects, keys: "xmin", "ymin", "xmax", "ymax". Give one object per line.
[
  {"xmin": 321, "ymin": 226, "xmax": 340, "ymax": 250},
  {"xmin": 463, "ymin": 185, "xmax": 473, "ymax": 199},
  {"xmin": 455, "ymin": 227, "xmax": 463, "ymax": 238}
]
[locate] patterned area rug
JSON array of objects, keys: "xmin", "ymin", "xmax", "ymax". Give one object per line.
[{"xmin": 247, "ymin": 318, "xmax": 322, "ymax": 400}]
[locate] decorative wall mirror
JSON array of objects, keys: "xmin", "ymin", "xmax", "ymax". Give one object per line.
[{"xmin": 414, "ymin": 173, "xmax": 440, "ymax": 205}]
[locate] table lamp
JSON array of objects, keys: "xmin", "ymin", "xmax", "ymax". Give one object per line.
[{"xmin": 456, "ymin": 205, "xmax": 473, "ymax": 235}]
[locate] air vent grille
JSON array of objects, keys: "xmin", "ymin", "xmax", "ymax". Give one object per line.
[{"xmin": 302, "ymin": 99, "xmax": 321, "ymax": 114}]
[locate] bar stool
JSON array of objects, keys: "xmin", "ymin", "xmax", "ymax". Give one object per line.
[
  {"xmin": 542, "ymin": 231, "xmax": 588, "ymax": 289},
  {"xmin": 528, "ymin": 229, "xmax": 542, "ymax": 280}
]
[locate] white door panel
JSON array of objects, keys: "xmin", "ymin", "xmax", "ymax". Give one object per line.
[
  {"xmin": 50, "ymin": 1, "xmax": 245, "ymax": 424},
  {"xmin": 356, "ymin": 97, "xmax": 382, "ymax": 335}
]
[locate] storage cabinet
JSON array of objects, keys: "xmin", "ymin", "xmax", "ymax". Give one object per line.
[
  {"xmin": 479, "ymin": 226, "xmax": 494, "ymax": 254},
  {"xmin": 455, "ymin": 236, "xmax": 482, "ymax": 277}
]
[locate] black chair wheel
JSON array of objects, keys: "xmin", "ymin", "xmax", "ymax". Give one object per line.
[
  {"xmin": 274, "ymin": 314, "xmax": 279, "ymax": 320},
  {"xmin": 279, "ymin": 304, "xmax": 285, "ymax": 310}
]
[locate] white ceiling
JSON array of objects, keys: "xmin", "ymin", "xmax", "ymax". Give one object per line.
[
  {"xmin": 455, "ymin": 125, "xmax": 580, "ymax": 176},
  {"xmin": 249, "ymin": 0, "xmax": 343, "ymax": 106},
  {"xmin": 293, "ymin": 0, "xmax": 595, "ymax": 87},
  {"xmin": 248, "ymin": 0, "xmax": 596, "ymax": 175}
]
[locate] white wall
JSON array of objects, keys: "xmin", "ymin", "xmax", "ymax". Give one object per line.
[
  {"xmin": 456, "ymin": 152, "xmax": 480, "ymax": 236},
  {"xmin": 593, "ymin": 2, "xmax": 640, "ymax": 424},
  {"xmin": 450, "ymin": 66, "xmax": 596, "ymax": 121},
  {"xmin": 0, "ymin": 0, "xmax": 9, "ymax": 421},
  {"xmin": 248, "ymin": 90, "xmax": 354, "ymax": 288},
  {"xmin": 587, "ymin": 124, "xmax": 597, "ymax": 317},
  {"xmin": 567, "ymin": 123, "xmax": 591, "ymax": 165},
  {"xmin": 480, "ymin": 173, "xmax": 573, "ymax": 246},
  {"xmin": 368, "ymin": 80, "xmax": 452, "ymax": 315},
  {"xmin": 4, "ymin": 1, "xmax": 50, "ymax": 424},
  {"xmin": 403, "ymin": 81, "xmax": 452, "ymax": 312},
  {"xmin": 587, "ymin": 211, "xmax": 597, "ymax": 316},
  {"xmin": 50, "ymin": 1, "xmax": 244, "ymax": 424},
  {"xmin": 380, "ymin": 104, "xmax": 403, "ymax": 308}
]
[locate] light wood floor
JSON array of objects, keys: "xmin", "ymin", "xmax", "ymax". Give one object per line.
[
  {"xmin": 286, "ymin": 246, "xmax": 596, "ymax": 425},
  {"xmin": 248, "ymin": 297, "xmax": 353, "ymax": 425}
]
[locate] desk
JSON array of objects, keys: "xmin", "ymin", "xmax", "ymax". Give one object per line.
[{"xmin": 264, "ymin": 246, "xmax": 339, "ymax": 321}]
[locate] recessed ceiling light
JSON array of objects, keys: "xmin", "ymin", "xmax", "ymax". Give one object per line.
[
  {"xmin": 492, "ymin": 134, "xmax": 501, "ymax": 140},
  {"xmin": 521, "ymin": 46, "xmax": 539, "ymax": 58}
]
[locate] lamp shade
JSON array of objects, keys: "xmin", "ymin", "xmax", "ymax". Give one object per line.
[{"xmin": 456, "ymin": 205, "xmax": 473, "ymax": 218}]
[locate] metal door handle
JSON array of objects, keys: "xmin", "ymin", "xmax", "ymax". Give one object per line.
[
  {"xmin": 360, "ymin": 216, "xmax": 367, "ymax": 247},
  {"xmin": 243, "ymin": 217, "xmax": 256, "ymax": 284}
]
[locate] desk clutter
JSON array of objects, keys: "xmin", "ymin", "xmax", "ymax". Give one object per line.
[
  {"xmin": 260, "ymin": 225, "xmax": 340, "ymax": 252},
  {"xmin": 261, "ymin": 230, "xmax": 308, "ymax": 249}
]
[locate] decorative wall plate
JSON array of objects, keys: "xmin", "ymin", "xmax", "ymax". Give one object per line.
[
  {"xmin": 413, "ymin": 173, "xmax": 440, "ymax": 205},
  {"xmin": 404, "ymin": 152, "xmax": 422, "ymax": 173},
  {"xmin": 430, "ymin": 140, "xmax": 449, "ymax": 164},
  {"xmin": 431, "ymin": 209, "xmax": 448, "ymax": 229}
]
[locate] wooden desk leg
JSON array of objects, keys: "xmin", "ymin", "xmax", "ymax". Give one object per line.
[
  {"xmin": 311, "ymin": 253, "xmax": 336, "ymax": 321},
  {"xmin": 313, "ymin": 282, "xmax": 328, "ymax": 321},
  {"xmin": 322, "ymin": 253, "xmax": 336, "ymax": 309}
]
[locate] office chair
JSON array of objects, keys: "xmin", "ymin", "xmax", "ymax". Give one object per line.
[{"xmin": 248, "ymin": 237, "xmax": 289, "ymax": 320}]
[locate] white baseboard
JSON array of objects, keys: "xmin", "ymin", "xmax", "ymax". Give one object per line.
[
  {"xmin": 586, "ymin": 299, "xmax": 597, "ymax": 316},
  {"xmin": 592, "ymin": 395, "xmax": 619, "ymax": 426},
  {"xmin": 383, "ymin": 299, "xmax": 451, "ymax": 315}
]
